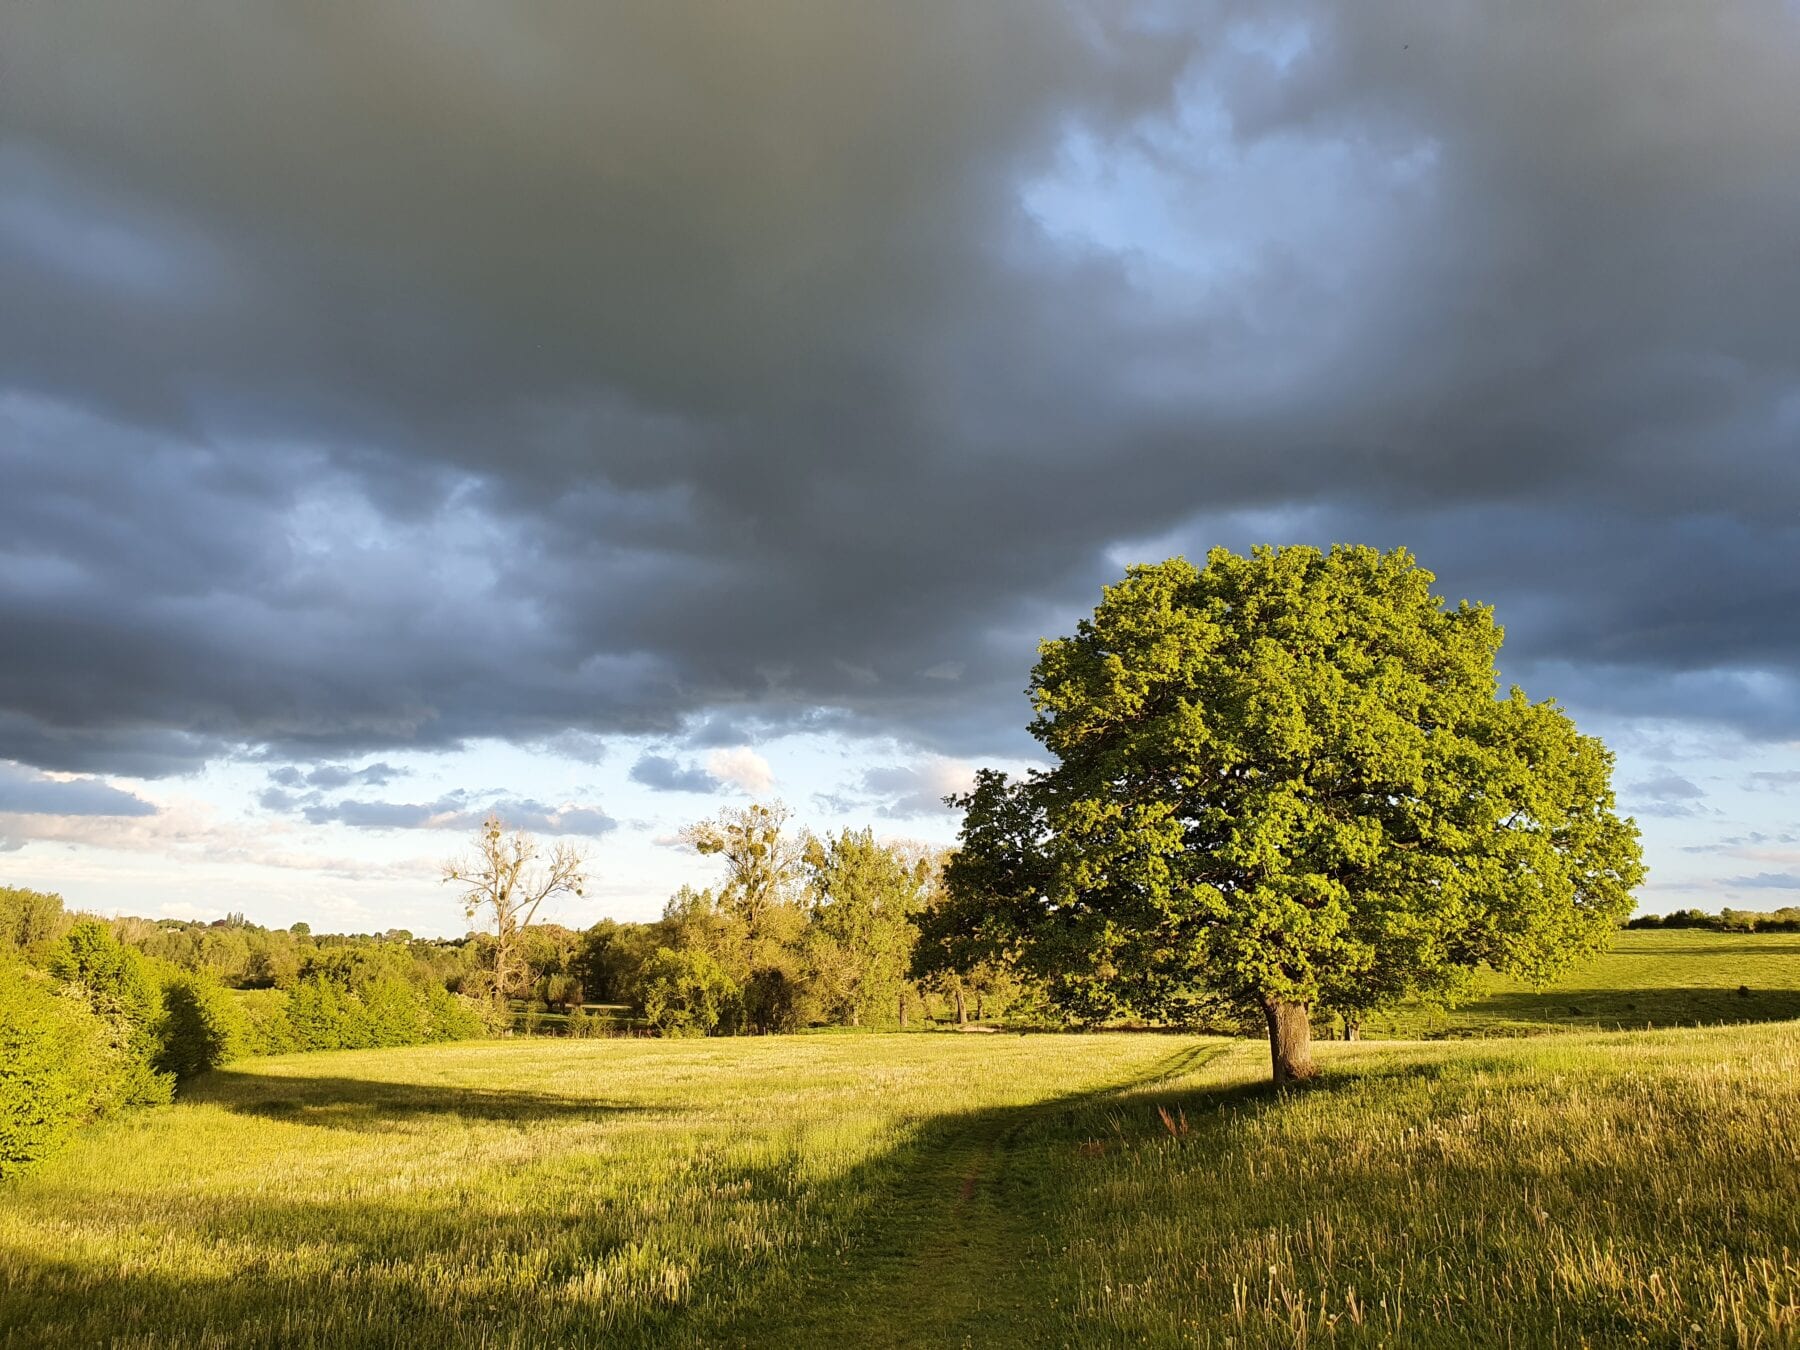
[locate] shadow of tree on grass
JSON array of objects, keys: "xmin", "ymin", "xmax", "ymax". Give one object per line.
[{"xmin": 186, "ymin": 1068, "xmax": 656, "ymax": 1132}]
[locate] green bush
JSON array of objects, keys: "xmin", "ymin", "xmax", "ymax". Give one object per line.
[
  {"xmin": 0, "ymin": 887, "xmax": 71, "ymax": 962},
  {"xmin": 0, "ymin": 963, "xmax": 139, "ymax": 1180},
  {"xmin": 423, "ymin": 986, "xmax": 488, "ymax": 1041},
  {"xmin": 286, "ymin": 973, "xmax": 366, "ymax": 1050},
  {"xmin": 283, "ymin": 949, "xmax": 489, "ymax": 1052},
  {"xmin": 48, "ymin": 920, "xmax": 162, "ymax": 1027},
  {"xmin": 154, "ymin": 971, "xmax": 244, "ymax": 1079},
  {"xmin": 230, "ymin": 988, "xmax": 298, "ymax": 1056},
  {"xmin": 47, "ymin": 920, "xmax": 172, "ymax": 1107}
]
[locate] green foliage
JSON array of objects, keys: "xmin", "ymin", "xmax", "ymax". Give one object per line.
[
  {"xmin": 282, "ymin": 976, "xmax": 362, "ymax": 1051},
  {"xmin": 639, "ymin": 947, "xmax": 742, "ymax": 1036},
  {"xmin": 954, "ymin": 546, "xmax": 1646, "ymax": 1050},
  {"xmin": 154, "ymin": 970, "xmax": 244, "ymax": 1079},
  {"xmin": 0, "ymin": 962, "xmax": 140, "ymax": 1180},
  {"xmin": 572, "ymin": 919, "xmax": 662, "ymax": 1008},
  {"xmin": 803, "ymin": 828, "xmax": 922, "ymax": 1027},
  {"xmin": 49, "ymin": 919, "xmax": 162, "ymax": 1028},
  {"xmin": 281, "ymin": 945, "xmax": 487, "ymax": 1051},
  {"xmin": 0, "ymin": 887, "xmax": 71, "ymax": 962},
  {"xmin": 536, "ymin": 972, "xmax": 583, "ymax": 1011},
  {"xmin": 229, "ymin": 989, "xmax": 299, "ymax": 1056},
  {"xmin": 1630, "ymin": 905, "xmax": 1800, "ymax": 933},
  {"xmin": 47, "ymin": 920, "xmax": 172, "ymax": 1107}
]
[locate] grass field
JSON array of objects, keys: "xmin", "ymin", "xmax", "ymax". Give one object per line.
[
  {"xmin": 4, "ymin": 1016, "xmax": 1798, "ymax": 1346},
  {"xmin": 1367, "ymin": 928, "xmax": 1800, "ymax": 1038}
]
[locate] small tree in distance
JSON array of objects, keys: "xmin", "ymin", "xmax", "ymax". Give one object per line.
[
  {"xmin": 949, "ymin": 545, "xmax": 1645, "ymax": 1085},
  {"xmin": 443, "ymin": 814, "xmax": 586, "ymax": 1006}
]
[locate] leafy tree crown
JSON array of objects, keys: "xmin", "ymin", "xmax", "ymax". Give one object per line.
[{"xmin": 958, "ymin": 545, "xmax": 1644, "ymax": 1022}]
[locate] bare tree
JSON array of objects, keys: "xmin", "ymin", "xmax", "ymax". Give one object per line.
[{"xmin": 443, "ymin": 814, "xmax": 586, "ymax": 1005}]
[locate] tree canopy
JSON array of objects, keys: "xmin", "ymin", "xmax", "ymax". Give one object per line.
[{"xmin": 948, "ymin": 545, "xmax": 1645, "ymax": 1083}]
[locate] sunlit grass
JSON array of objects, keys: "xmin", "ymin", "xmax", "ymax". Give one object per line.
[
  {"xmin": 1048, "ymin": 1025, "xmax": 1800, "ymax": 1346},
  {"xmin": 1368, "ymin": 928, "xmax": 1800, "ymax": 1036},
  {"xmin": 0, "ymin": 1034, "xmax": 1195, "ymax": 1346}
]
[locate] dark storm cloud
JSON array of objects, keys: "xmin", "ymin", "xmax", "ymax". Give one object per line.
[
  {"xmin": 628, "ymin": 754, "xmax": 718, "ymax": 795},
  {"xmin": 3, "ymin": 1, "xmax": 1800, "ymax": 776},
  {"xmin": 0, "ymin": 761, "xmax": 157, "ymax": 817}
]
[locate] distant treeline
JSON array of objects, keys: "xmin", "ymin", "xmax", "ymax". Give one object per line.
[{"xmin": 1627, "ymin": 907, "xmax": 1800, "ymax": 933}]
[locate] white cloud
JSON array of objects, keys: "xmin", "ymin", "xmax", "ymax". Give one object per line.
[
  {"xmin": 0, "ymin": 799, "xmax": 433, "ymax": 881},
  {"xmin": 705, "ymin": 746, "xmax": 775, "ymax": 795}
]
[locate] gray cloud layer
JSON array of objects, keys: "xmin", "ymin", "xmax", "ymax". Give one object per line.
[
  {"xmin": 629, "ymin": 754, "xmax": 719, "ymax": 795},
  {"xmin": 0, "ymin": 762, "xmax": 157, "ymax": 817},
  {"xmin": 2, "ymin": 2, "xmax": 1798, "ymax": 775}
]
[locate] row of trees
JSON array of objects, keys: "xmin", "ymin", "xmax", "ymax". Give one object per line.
[
  {"xmin": 6, "ymin": 543, "xmax": 1653, "ymax": 1107},
  {"xmin": 1628, "ymin": 907, "xmax": 1800, "ymax": 933},
  {"xmin": 445, "ymin": 805, "xmax": 1039, "ymax": 1036}
]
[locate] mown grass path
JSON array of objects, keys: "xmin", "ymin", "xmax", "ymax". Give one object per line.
[{"xmin": 697, "ymin": 1041, "xmax": 1229, "ymax": 1347}]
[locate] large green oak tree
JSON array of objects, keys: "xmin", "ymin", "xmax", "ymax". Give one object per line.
[{"xmin": 947, "ymin": 545, "xmax": 1645, "ymax": 1084}]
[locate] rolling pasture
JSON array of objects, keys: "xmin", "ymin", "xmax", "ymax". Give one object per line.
[
  {"xmin": 1368, "ymin": 927, "xmax": 1800, "ymax": 1037},
  {"xmin": 4, "ymin": 1010, "xmax": 1799, "ymax": 1345}
]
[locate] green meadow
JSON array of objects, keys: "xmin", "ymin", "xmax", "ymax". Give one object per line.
[
  {"xmin": 5, "ymin": 1000, "xmax": 1799, "ymax": 1345},
  {"xmin": 1367, "ymin": 927, "xmax": 1800, "ymax": 1038}
]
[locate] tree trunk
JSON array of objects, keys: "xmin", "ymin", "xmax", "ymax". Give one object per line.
[
  {"xmin": 1262, "ymin": 997, "xmax": 1316, "ymax": 1086},
  {"xmin": 953, "ymin": 984, "xmax": 967, "ymax": 1026},
  {"xmin": 975, "ymin": 990, "xmax": 986, "ymax": 1021},
  {"xmin": 1343, "ymin": 1017, "xmax": 1361, "ymax": 1042},
  {"xmin": 898, "ymin": 991, "xmax": 909, "ymax": 1028}
]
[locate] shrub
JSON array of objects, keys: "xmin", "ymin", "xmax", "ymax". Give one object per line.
[
  {"xmin": 231, "ymin": 988, "xmax": 298, "ymax": 1056},
  {"xmin": 47, "ymin": 920, "xmax": 172, "ymax": 1107},
  {"xmin": 422, "ymin": 986, "xmax": 488, "ymax": 1041},
  {"xmin": 0, "ymin": 887, "xmax": 71, "ymax": 962},
  {"xmin": 282, "ymin": 948, "xmax": 490, "ymax": 1052},
  {"xmin": 48, "ymin": 919, "xmax": 162, "ymax": 1029},
  {"xmin": 155, "ymin": 971, "xmax": 245, "ymax": 1079},
  {"xmin": 285, "ymin": 973, "xmax": 367, "ymax": 1051},
  {"xmin": 0, "ymin": 963, "xmax": 137, "ymax": 1180}
]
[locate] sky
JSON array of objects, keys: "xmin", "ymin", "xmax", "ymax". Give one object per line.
[{"xmin": 2, "ymin": 2, "xmax": 1797, "ymax": 936}]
